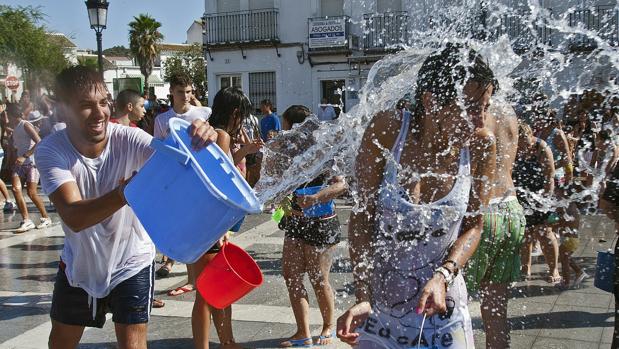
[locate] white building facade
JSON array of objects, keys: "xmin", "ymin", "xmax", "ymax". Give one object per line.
[
  {"xmin": 203, "ymin": 0, "xmax": 618, "ymax": 115},
  {"xmin": 203, "ymin": 0, "xmax": 411, "ymax": 115}
]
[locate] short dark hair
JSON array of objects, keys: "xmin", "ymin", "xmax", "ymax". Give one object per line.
[
  {"xmin": 169, "ymin": 72, "xmax": 192, "ymax": 89},
  {"xmin": 5, "ymin": 103, "xmax": 22, "ymax": 118},
  {"xmin": 54, "ymin": 65, "xmax": 107, "ymax": 103},
  {"xmin": 116, "ymin": 89, "xmax": 142, "ymax": 112},
  {"xmin": 282, "ymin": 105, "xmax": 311, "ymax": 126},
  {"xmin": 260, "ymin": 99, "xmax": 273, "ymax": 108},
  {"xmin": 413, "ymin": 43, "xmax": 497, "ymax": 121},
  {"xmin": 209, "ymin": 87, "xmax": 252, "ymax": 137}
]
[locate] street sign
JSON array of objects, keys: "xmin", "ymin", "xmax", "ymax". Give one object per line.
[
  {"xmin": 4, "ymin": 76, "xmax": 19, "ymax": 91},
  {"xmin": 309, "ymin": 18, "xmax": 347, "ymax": 49}
]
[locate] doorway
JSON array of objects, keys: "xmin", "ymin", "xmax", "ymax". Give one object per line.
[{"xmin": 321, "ymin": 79, "xmax": 345, "ymax": 116}]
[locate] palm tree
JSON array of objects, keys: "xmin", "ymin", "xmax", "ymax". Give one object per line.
[{"xmin": 128, "ymin": 14, "xmax": 164, "ymax": 93}]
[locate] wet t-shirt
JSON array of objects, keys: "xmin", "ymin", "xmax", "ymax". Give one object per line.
[
  {"xmin": 154, "ymin": 105, "xmax": 212, "ymax": 139},
  {"xmin": 34, "ymin": 123, "xmax": 156, "ymax": 299}
]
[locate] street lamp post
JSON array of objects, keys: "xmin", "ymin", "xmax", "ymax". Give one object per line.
[{"xmin": 85, "ymin": 0, "xmax": 109, "ymax": 76}]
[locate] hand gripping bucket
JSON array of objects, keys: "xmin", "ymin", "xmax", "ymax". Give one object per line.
[
  {"xmin": 197, "ymin": 242, "xmax": 263, "ymax": 309},
  {"xmin": 124, "ymin": 118, "xmax": 262, "ymax": 263},
  {"xmin": 594, "ymin": 238, "xmax": 616, "ymax": 293}
]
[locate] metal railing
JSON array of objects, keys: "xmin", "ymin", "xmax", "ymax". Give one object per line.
[
  {"xmin": 363, "ymin": 12, "xmax": 409, "ymax": 51},
  {"xmin": 569, "ymin": 5, "xmax": 618, "ymax": 50},
  {"xmin": 495, "ymin": 12, "xmax": 553, "ymax": 52},
  {"xmin": 204, "ymin": 9, "xmax": 279, "ymax": 45}
]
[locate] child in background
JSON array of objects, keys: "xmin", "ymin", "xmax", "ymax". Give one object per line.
[
  {"xmin": 558, "ymin": 229, "xmax": 588, "ymax": 289},
  {"xmin": 191, "ymin": 87, "xmax": 253, "ymax": 349}
]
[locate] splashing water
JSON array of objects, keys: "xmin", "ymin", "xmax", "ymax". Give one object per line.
[{"xmin": 256, "ymin": 0, "xmax": 619, "ymax": 219}]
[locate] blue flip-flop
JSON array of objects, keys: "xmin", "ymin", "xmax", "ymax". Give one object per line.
[
  {"xmin": 314, "ymin": 332, "xmax": 335, "ymax": 346},
  {"xmin": 280, "ymin": 337, "xmax": 312, "ymax": 348}
]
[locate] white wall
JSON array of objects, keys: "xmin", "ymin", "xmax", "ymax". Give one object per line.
[
  {"xmin": 207, "ymin": 46, "xmax": 312, "ymax": 111},
  {"xmin": 187, "ymin": 22, "xmax": 203, "ymax": 44}
]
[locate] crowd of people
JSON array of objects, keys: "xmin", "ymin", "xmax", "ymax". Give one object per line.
[{"xmin": 1, "ymin": 43, "xmax": 618, "ymax": 349}]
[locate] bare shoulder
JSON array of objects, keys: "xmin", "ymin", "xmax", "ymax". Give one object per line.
[
  {"xmin": 471, "ymin": 127, "xmax": 496, "ymax": 147},
  {"xmin": 363, "ymin": 110, "xmax": 403, "ymax": 149},
  {"xmin": 488, "ymin": 103, "xmax": 518, "ymax": 132}
]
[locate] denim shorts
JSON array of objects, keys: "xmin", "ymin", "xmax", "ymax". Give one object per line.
[{"xmin": 50, "ymin": 262, "xmax": 155, "ymax": 328}]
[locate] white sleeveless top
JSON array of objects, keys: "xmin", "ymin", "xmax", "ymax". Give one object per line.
[{"xmin": 357, "ymin": 112, "xmax": 475, "ymax": 349}]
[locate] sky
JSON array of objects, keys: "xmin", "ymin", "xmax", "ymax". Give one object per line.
[{"xmin": 2, "ymin": 0, "xmax": 204, "ymax": 50}]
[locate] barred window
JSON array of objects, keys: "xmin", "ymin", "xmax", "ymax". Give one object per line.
[{"xmin": 249, "ymin": 72, "xmax": 276, "ymax": 112}]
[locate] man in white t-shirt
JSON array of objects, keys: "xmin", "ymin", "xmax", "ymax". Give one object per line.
[
  {"xmin": 35, "ymin": 66, "xmax": 218, "ymax": 349},
  {"xmin": 153, "ymin": 73, "xmax": 211, "ymax": 297},
  {"xmin": 154, "ymin": 73, "xmax": 211, "ymax": 139}
]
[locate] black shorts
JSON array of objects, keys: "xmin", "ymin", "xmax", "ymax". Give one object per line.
[
  {"xmin": 280, "ymin": 215, "xmax": 341, "ymax": 246},
  {"xmin": 50, "ymin": 262, "xmax": 155, "ymax": 328},
  {"xmin": 525, "ymin": 210, "xmax": 550, "ymax": 226}
]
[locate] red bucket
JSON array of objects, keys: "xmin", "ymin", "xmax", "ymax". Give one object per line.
[{"xmin": 196, "ymin": 242, "xmax": 263, "ymax": 309}]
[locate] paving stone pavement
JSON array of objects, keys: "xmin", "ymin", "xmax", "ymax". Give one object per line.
[{"xmin": 0, "ymin": 197, "xmax": 615, "ymax": 348}]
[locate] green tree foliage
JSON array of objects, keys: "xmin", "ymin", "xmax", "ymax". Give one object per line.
[
  {"xmin": 128, "ymin": 14, "xmax": 164, "ymax": 93},
  {"xmin": 162, "ymin": 44, "xmax": 207, "ymax": 102},
  {"xmin": 103, "ymin": 45, "xmax": 132, "ymax": 58},
  {"xmin": 0, "ymin": 5, "xmax": 69, "ymax": 93},
  {"xmin": 77, "ymin": 56, "xmax": 99, "ymax": 70}
]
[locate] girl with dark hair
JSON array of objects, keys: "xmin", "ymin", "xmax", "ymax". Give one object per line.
[
  {"xmin": 191, "ymin": 87, "xmax": 252, "ymax": 349},
  {"xmin": 277, "ymin": 105, "xmax": 347, "ymax": 347},
  {"xmin": 337, "ymin": 44, "xmax": 497, "ymax": 348}
]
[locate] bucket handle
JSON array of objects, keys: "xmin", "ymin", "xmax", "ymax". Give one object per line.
[{"xmin": 151, "ymin": 139, "xmax": 191, "ymax": 166}]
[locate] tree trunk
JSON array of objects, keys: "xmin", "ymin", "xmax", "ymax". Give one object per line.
[{"xmin": 143, "ymin": 73, "xmax": 149, "ymax": 96}]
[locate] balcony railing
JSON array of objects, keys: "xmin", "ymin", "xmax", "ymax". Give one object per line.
[
  {"xmin": 569, "ymin": 5, "xmax": 618, "ymax": 51},
  {"xmin": 494, "ymin": 12, "xmax": 552, "ymax": 53},
  {"xmin": 204, "ymin": 9, "xmax": 279, "ymax": 46},
  {"xmin": 363, "ymin": 12, "xmax": 409, "ymax": 52},
  {"xmin": 308, "ymin": 16, "xmax": 351, "ymax": 52}
]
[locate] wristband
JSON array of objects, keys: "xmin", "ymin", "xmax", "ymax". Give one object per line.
[
  {"xmin": 443, "ymin": 259, "xmax": 459, "ymax": 274},
  {"xmin": 434, "ymin": 266, "xmax": 456, "ymax": 288}
]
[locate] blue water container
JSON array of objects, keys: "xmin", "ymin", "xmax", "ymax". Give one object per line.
[
  {"xmin": 124, "ymin": 118, "xmax": 262, "ymax": 263},
  {"xmin": 294, "ymin": 186, "xmax": 335, "ymax": 218},
  {"xmin": 594, "ymin": 250, "xmax": 615, "ymax": 293}
]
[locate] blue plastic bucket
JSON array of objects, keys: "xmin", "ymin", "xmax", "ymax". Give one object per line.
[
  {"xmin": 294, "ymin": 186, "xmax": 335, "ymax": 218},
  {"xmin": 124, "ymin": 118, "xmax": 262, "ymax": 263},
  {"xmin": 594, "ymin": 250, "xmax": 615, "ymax": 293}
]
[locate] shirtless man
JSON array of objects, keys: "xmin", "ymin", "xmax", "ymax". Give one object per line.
[{"xmin": 464, "ymin": 101, "xmax": 525, "ymax": 349}]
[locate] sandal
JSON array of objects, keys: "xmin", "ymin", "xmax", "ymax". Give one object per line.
[
  {"xmin": 280, "ymin": 338, "xmax": 312, "ymax": 348},
  {"xmin": 156, "ymin": 265, "xmax": 172, "ymax": 278},
  {"xmin": 152, "ymin": 298, "xmax": 165, "ymax": 308},
  {"xmin": 547, "ymin": 274, "xmax": 562, "ymax": 285},
  {"xmin": 314, "ymin": 332, "xmax": 335, "ymax": 346},
  {"xmin": 167, "ymin": 285, "xmax": 194, "ymax": 296}
]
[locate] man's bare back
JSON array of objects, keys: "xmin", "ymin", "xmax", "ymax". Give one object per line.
[{"xmin": 485, "ymin": 102, "xmax": 519, "ymax": 199}]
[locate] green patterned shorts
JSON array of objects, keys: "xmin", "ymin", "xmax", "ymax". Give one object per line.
[{"xmin": 465, "ymin": 198, "xmax": 526, "ymax": 292}]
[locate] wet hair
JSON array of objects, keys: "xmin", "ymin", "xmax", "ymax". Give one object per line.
[
  {"xmin": 282, "ymin": 105, "xmax": 311, "ymax": 126},
  {"xmin": 54, "ymin": 66, "xmax": 107, "ymax": 104},
  {"xmin": 209, "ymin": 87, "xmax": 252, "ymax": 137},
  {"xmin": 116, "ymin": 89, "xmax": 142, "ymax": 112},
  {"xmin": 169, "ymin": 72, "xmax": 192, "ymax": 89},
  {"xmin": 518, "ymin": 121, "xmax": 534, "ymax": 139},
  {"xmin": 5, "ymin": 103, "xmax": 21, "ymax": 118},
  {"xmin": 260, "ymin": 99, "xmax": 273, "ymax": 108},
  {"xmin": 412, "ymin": 43, "xmax": 497, "ymax": 126}
]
